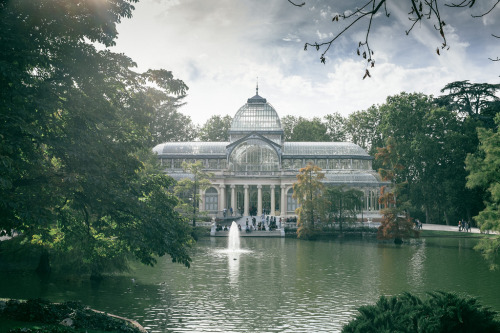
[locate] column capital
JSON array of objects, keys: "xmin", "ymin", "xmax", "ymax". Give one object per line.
[
  {"xmin": 219, "ymin": 184, "xmax": 225, "ymax": 188},
  {"xmin": 257, "ymin": 185, "xmax": 262, "ymax": 189},
  {"xmin": 280, "ymin": 184, "xmax": 287, "ymax": 189},
  {"xmin": 270, "ymin": 184, "xmax": 275, "ymax": 189},
  {"xmin": 244, "ymin": 184, "xmax": 249, "ymax": 189},
  {"xmin": 230, "ymin": 184, "xmax": 236, "ymax": 189}
]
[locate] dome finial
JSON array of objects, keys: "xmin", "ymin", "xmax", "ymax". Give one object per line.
[{"xmin": 256, "ymin": 76, "xmax": 259, "ymax": 95}]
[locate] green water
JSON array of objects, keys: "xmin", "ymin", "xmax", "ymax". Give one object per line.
[{"xmin": 1, "ymin": 237, "xmax": 499, "ymax": 332}]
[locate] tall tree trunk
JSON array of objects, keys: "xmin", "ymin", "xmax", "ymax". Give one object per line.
[{"xmin": 36, "ymin": 249, "xmax": 51, "ymax": 276}]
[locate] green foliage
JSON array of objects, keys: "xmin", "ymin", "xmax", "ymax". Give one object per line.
[
  {"xmin": 467, "ymin": 113, "xmax": 500, "ymax": 269},
  {"xmin": 324, "ymin": 113, "xmax": 347, "ymax": 141},
  {"xmin": 293, "ymin": 164, "xmax": 326, "ymax": 238},
  {"xmin": 148, "ymin": 97, "xmax": 196, "ymax": 146},
  {"xmin": 438, "ymin": 80, "xmax": 500, "ymax": 127},
  {"xmin": 324, "ymin": 186, "xmax": 363, "ymax": 233},
  {"xmin": 291, "ymin": 117, "xmax": 330, "ymax": 142},
  {"xmin": 344, "ymin": 105, "xmax": 384, "ymax": 157},
  {"xmin": 174, "ymin": 161, "xmax": 214, "ymax": 226},
  {"xmin": 1, "ymin": 299, "xmax": 141, "ymax": 332},
  {"xmin": 342, "ymin": 291, "xmax": 500, "ymax": 333},
  {"xmin": 198, "ymin": 115, "xmax": 233, "ymax": 142},
  {"xmin": 376, "ymin": 138, "xmax": 418, "ymax": 243},
  {"xmin": 0, "ymin": 0, "xmax": 193, "ymax": 276},
  {"xmin": 377, "ymin": 92, "xmax": 482, "ymax": 225}
]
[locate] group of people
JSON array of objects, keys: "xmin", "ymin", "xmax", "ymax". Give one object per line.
[
  {"xmin": 215, "ymin": 214, "xmax": 283, "ymax": 233},
  {"xmin": 244, "ymin": 215, "xmax": 281, "ymax": 232},
  {"xmin": 458, "ymin": 219, "xmax": 471, "ymax": 232}
]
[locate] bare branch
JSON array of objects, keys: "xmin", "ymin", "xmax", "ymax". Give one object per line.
[
  {"xmin": 471, "ymin": 0, "xmax": 499, "ymax": 17},
  {"xmin": 288, "ymin": 0, "xmax": 305, "ymax": 7},
  {"xmin": 290, "ymin": 0, "xmax": 498, "ymax": 76}
]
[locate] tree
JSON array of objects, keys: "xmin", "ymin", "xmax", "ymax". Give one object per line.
[
  {"xmin": 293, "ymin": 163, "xmax": 326, "ymax": 238},
  {"xmin": 344, "ymin": 105, "xmax": 384, "ymax": 157},
  {"xmin": 198, "ymin": 115, "xmax": 233, "ymax": 142},
  {"xmin": 281, "ymin": 115, "xmax": 300, "ymax": 141},
  {"xmin": 342, "ymin": 291, "xmax": 500, "ymax": 333},
  {"xmin": 376, "ymin": 138, "xmax": 417, "ymax": 244},
  {"xmin": 174, "ymin": 161, "xmax": 214, "ymax": 226},
  {"xmin": 323, "ymin": 113, "xmax": 347, "ymax": 142},
  {"xmin": 324, "ymin": 186, "xmax": 363, "ymax": 234},
  {"xmin": 291, "ymin": 117, "xmax": 330, "ymax": 142},
  {"xmin": 282, "ymin": 115, "xmax": 331, "ymax": 142},
  {"xmin": 437, "ymin": 80, "xmax": 500, "ymax": 127},
  {"xmin": 377, "ymin": 92, "xmax": 481, "ymax": 225},
  {"xmin": 466, "ymin": 113, "xmax": 500, "ymax": 269},
  {"xmin": 0, "ymin": 0, "xmax": 193, "ymax": 277},
  {"xmin": 148, "ymin": 92, "xmax": 197, "ymax": 146},
  {"xmin": 289, "ymin": 1, "xmax": 499, "ymax": 77}
]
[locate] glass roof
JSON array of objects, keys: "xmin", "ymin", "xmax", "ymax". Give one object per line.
[
  {"xmin": 153, "ymin": 142, "xmax": 228, "ymax": 156},
  {"xmin": 230, "ymin": 94, "xmax": 282, "ymax": 132},
  {"xmin": 283, "ymin": 142, "xmax": 370, "ymax": 157},
  {"xmin": 323, "ymin": 172, "xmax": 380, "ymax": 184}
]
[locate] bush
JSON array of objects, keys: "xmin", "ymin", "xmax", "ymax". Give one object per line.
[{"xmin": 342, "ymin": 291, "xmax": 500, "ymax": 333}]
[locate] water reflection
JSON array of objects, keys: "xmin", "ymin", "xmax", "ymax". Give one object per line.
[
  {"xmin": 228, "ymin": 251, "xmax": 240, "ymax": 285},
  {"xmin": 408, "ymin": 239, "xmax": 426, "ymax": 288},
  {"xmin": 1, "ymin": 237, "xmax": 500, "ymax": 333}
]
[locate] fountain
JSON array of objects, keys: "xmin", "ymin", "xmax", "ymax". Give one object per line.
[{"xmin": 227, "ymin": 221, "xmax": 240, "ymax": 252}]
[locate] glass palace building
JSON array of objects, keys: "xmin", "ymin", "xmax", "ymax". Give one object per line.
[{"xmin": 153, "ymin": 90, "xmax": 385, "ymax": 220}]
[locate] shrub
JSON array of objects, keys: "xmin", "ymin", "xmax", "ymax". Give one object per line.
[{"xmin": 342, "ymin": 291, "xmax": 500, "ymax": 333}]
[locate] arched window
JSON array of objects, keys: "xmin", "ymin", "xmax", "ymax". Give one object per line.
[
  {"xmin": 287, "ymin": 188, "xmax": 298, "ymax": 214},
  {"xmin": 229, "ymin": 139, "xmax": 279, "ymax": 172},
  {"xmin": 205, "ymin": 187, "xmax": 218, "ymax": 212}
]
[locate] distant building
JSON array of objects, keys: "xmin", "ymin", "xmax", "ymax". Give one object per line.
[{"xmin": 153, "ymin": 89, "xmax": 385, "ymax": 220}]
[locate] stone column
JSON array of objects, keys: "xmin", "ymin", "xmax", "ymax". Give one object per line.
[
  {"xmin": 257, "ymin": 185, "xmax": 262, "ymax": 216},
  {"xmin": 219, "ymin": 184, "xmax": 226, "ymax": 212},
  {"xmin": 270, "ymin": 185, "xmax": 275, "ymax": 216},
  {"xmin": 230, "ymin": 185, "xmax": 236, "ymax": 216},
  {"xmin": 280, "ymin": 185, "xmax": 287, "ymax": 216},
  {"xmin": 244, "ymin": 185, "xmax": 249, "ymax": 216}
]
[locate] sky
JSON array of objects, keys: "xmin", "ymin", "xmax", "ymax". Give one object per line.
[{"xmin": 110, "ymin": 0, "xmax": 500, "ymax": 125}]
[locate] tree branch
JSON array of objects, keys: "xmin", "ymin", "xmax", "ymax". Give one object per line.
[{"xmin": 288, "ymin": 0, "xmax": 305, "ymax": 7}]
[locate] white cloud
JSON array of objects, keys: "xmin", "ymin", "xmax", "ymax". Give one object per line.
[{"xmin": 110, "ymin": 0, "xmax": 500, "ymax": 126}]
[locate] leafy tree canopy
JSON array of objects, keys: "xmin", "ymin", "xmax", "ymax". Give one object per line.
[
  {"xmin": 293, "ymin": 164, "xmax": 326, "ymax": 238},
  {"xmin": 198, "ymin": 115, "xmax": 232, "ymax": 142},
  {"xmin": 174, "ymin": 161, "xmax": 214, "ymax": 226},
  {"xmin": 0, "ymin": 0, "xmax": 193, "ymax": 276},
  {"xmin": 324, "ymin": 186, "xmax": 363, "ymax": 233},
  {"xmin": 437, "ymin": 80, "xmax": 500, "ymax": 127},
  {"xmin": 466, "ymin": 113, "xmax": 500, "ymax": 269}
]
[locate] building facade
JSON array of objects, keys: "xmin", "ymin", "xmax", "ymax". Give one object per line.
[{"xmin": 153, "ymin": 90, "xmax": 385, "ymax": 220}]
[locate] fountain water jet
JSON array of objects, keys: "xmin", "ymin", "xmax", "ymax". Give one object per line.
[{"xmin": 228, "ymin": 221, "xmax": 240, "ymax": 252}]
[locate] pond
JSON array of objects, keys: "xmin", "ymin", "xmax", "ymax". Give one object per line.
[{"xmin": 1, "ymin": 236, "xmax": 500, "ymax": 332}]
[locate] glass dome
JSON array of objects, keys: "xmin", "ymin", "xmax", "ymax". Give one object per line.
[{"xmin": 230, "ymin": 93, "xmax": 282, "ymax": 132}]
